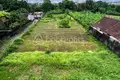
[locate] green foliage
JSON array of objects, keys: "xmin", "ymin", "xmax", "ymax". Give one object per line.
[
  {"xmin": 3, "ymin": 44, "xmax": 18, "ymax": 56},
  {"xmin": 59, "ymin": 0, "xmax": 76, "ymax": 10},
  {"xmin": 69, "ymin": 11, "xmax": 104, "ymax": 30},
  {"xmin": 57, "ymin": 15, "xmax": 64, "ymax": 19},
  {"xmin": 8, "ymin": 11, "xmax": 29, "ymax": 30},
  {"xmin": 46, "ymin": 12, "xmax": 53, "ymax": 18},
  {"xmin": 49, "ymin": 9, "xmax": 64, "ymax": 14},
  {"xmin": 14, "ymin": 38, "xmax": 24, "ymax": 45},
  {"xmin": 86, "ymin": 0, "xmax": 94, "ymax": 10},
  {"xmin": 59, "ymin": 19, "xmax": 71, "ymax": 28},
  {"xmin": 29, "ymin": 3, "xmax": 41, "ymax": 12},
  {"xmin": 9, "ymin": 22, "xmax": 20, "ymax": 29},
  {"xmin": 41, "ymin": 18, "xmax": 50, "ymax": 23},
  {"xmin": 99, "ymin": 8, "xmax": 106, "ymax": 13},
  {"xmin": 9, "ymin": 12, "xmax": 19, "ymax": 23},
  {"xmin": 0, "ymin": 50, "xmax": 120, "ymax": 80},
  {"xmin": 0, "ymin": 0, "xmax": 29, "ymax": 11},
  {"xmin": 44, "ymin": 42, "xmax": 51, "ymax": 54},
  {"xmin": 16, "ymin": 8, "xmax": 28, "ymax": 13},
  {"xmin": 41, "ymin": 0, "xmax": 54, "ymax": 12},
  {"xmin": 115, "ymin": 5, "xmax": 120, "ymax": 13},
  {"xmin": 2, "ymin": 38, "xmax": 24, "ymax": 58},
  {"xmin": 106, "ymin": 10, "xmax": 120, "ymax": 16},
  {"xmin": 0, "ymin": 11, "xmax": 10, "ymax": 18}
]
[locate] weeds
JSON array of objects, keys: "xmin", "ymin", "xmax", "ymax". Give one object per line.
[
  {"xmin": 0, "ymin": 51, "xmax": 120, "ymax": 80},
  {"xmin": 14, "ymin": 38, "xmax": 24, "ymax": 45}
]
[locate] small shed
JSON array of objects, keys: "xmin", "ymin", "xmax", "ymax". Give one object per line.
[
  {"xmin": 34, "ymin": 12, "xmax": 43, "ymax": 19},
  {"xmin": 90, "ymin": 17, "xmax": 120, "ymax": 55}
]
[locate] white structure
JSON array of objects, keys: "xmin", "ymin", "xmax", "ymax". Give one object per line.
[
  {"xmin": 28, "ymin": 13, "xmax": 35, "ymax": 21},
  {"xmin": 34, "ymin": 12, "xmax": 43, "ymax": 19}
]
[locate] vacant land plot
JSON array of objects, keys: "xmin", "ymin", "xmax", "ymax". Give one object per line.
[
  {"xmin": 0, "ymin": 12, "xmax": 120, "ymax": 80},
  {"xmin": 16, "ymin": 14, "xmax": 97, "ymax": 52}
]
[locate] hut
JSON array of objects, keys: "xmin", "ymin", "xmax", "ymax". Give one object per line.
[{"xmin": 90, "ymin": 17, "xmax": 120, "ymax": 55}]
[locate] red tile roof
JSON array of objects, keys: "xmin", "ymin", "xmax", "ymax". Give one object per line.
[{"xmin": 92, "ymin": 17, "xmax": 120, "ymax": 41}]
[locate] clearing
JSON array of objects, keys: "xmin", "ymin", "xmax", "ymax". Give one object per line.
[{"xmin": 16, "ymin": 13, "xmax": 97, "ymax": 52}]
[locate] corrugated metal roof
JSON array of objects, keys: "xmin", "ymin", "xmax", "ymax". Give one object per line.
[{"xmin": 92, "ymin": 17, "xmax": 120, "ymax": 42}]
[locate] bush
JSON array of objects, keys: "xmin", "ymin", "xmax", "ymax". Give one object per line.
[
  {"xmin": 46, "ymin": 12, "xmax": 53, "ymax": 18},
  {"xmin": 9, "ymin": 22, "xmax": 20, "ymax": 29},
  {"xmin": 69, "ymin": 11, "xmax": 104, "ymax": 30},
  {"xmin": 0, "ymin": 11, "xmax": 10, "ymax": 18},
  {"xmin": 17, "ymin": 8, "xmax": 28, "ymax": 13},
  {"xmin": 14, "ymin": 38, "xmax": 24, "ymax": 45},
  {"xmin": 57, "ymin": 15, "xmax": 64, "ymax": 19},
  {"xmin": 24, "ymin": 30, "xmax": 31, "ymax": 36},
  {"xmin": 106, "ymin": 10, "xmax": 120, "ymax": 16},
  {"xmin": 59, "ymin": 19, "xmax": 71, "ymax": 28},
  {"xmin": 4, "ymin": 44, "xmax": 18, "ymax": 56}
]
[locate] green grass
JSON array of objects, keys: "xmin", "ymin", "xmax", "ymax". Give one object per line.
[
  {"xmin": 0, "ymin": 51, "xmax": 120, "ymax": 80},
  {"xmin": 16, "ymin": 13, "xmax": 94, "ymax": 52},
  {"xmin": 69, "ymin": 11, "xmax": 104, "ymax": 30},
  {"xmin": 0, "ymin": 12, "xmax": 120, "ymax": 80}
]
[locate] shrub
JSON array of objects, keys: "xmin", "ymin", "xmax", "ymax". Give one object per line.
[
  {"xmin": 17, "ymin": 8, "xmax": 28, "ymax": 13},
  {"xmin": 14, "ymin": 38, "xmax": 24, "ymax": 45},
  {"xmin": 0, "ymin": 11, "xmax": 10, "ymax": 18},
  {"xmin": 46, "ymin": 12, "xmax": 53, "ymax": 18},
  {"xmin": 4, "ymin": 44, "xmax": 18, "ymax": 56},
  {"xmin": 9, "ymin": 22, "xmax": 20, "ymax": 29},
  {"xmin": 69, "ymin": 11, "xmax": 104, "ymax": 30},
  {"xmin": 59, "ymin": 19, "xmax": 71, "ymax": 28},
  {"xmin": 58, "ymin": 15, "xmax": 64, "ymax": 19}
]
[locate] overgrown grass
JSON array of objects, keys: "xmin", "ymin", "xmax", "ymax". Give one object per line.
[
  {"xmin": 16, "ymin": 13, "xmax": 91, "ymax": 52},
  {"xmin": 0, "ymin": 51, "xmax": 120, "ymax": 80},
  {"xmin": 0, "ymin": 12, "xmax": 120, "ymax": 80}
]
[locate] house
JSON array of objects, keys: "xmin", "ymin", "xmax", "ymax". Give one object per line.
[
  {"xmin": 90, "ymin": 17, "xmax": 120, "ymax": 55},
  {"xmin": 34, "ymin": 12, "xmax": 43, "ymax": 19},
  {"xmin": 28, "ymin": 13, "xmax": 35, "ymax": 21}
]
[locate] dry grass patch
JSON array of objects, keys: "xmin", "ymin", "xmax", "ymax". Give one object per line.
[{"xmin": 17, "ymin": 40, "xmax": 97, "ymax": 52}]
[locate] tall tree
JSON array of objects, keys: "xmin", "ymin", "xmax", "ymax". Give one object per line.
[
  {"xmin": 59, "ymin": 0, "xmax": 76, "ymax": 10},
  {"xmin": 41, "ymin": 0, "xmax": 54, "ymax": 12},
  {"xmin": 86, "ymin": 0, "xmax": 94, "ymax": 10}
]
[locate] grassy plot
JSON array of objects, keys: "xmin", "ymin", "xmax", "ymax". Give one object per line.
[
  {"xmin": 1, "ymin": 12, "xmax": 120, "ymax": 80},
  {"xmin": 16, "ymin": 13, "xmax": 97, "ymax": 52},
  {"xmin": 0, "ymin": 51, "xmax": 120, "ymax": 80}
]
